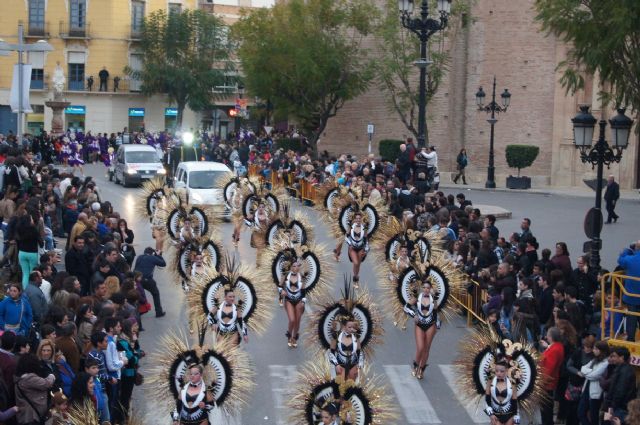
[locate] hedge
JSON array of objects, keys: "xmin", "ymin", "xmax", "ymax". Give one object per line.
[
  {"xmin": 505, "ymin": 144, "xmax": 540, "ymax": 177},
  {"xmin": 379, "ymin": 139, "xmax": 404, "ymax": 162},
  {"xmin": 275, "ymin": 138, "xmax": 303, "ymax": 152}
]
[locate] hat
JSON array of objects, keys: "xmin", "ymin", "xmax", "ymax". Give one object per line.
[{"xmin": 91, "ymin": 202, "xmax": 101, "ymax": 212}]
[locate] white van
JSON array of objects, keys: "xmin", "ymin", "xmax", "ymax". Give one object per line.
[
  {"xmin": 174, "ymin": 161, "xmax": 233, "ymax": 213},
  {"xmin": 114, "ymin": 144, "xmax": 166, "ymax": 187}
]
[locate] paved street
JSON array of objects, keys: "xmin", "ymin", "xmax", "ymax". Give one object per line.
[{"xmin": 85, "ymin": 164, "xmax": 639, "ymax": 424}]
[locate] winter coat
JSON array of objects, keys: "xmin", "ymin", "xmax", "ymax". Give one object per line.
[{"xmin": 15, "ymin": 372, "xmax": 55, "ymax": 423}]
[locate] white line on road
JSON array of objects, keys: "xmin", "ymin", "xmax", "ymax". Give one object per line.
[
  {"xmin": 384, "ymin": 364, "xmax": 442, "ymax": 424},
  {"xmin": 438, "ymin": 365, "xmax": 488, "ymax": 424},
  {"xmin": 269, "ymin": 365, "xmax": 299, "ymax": 425}
]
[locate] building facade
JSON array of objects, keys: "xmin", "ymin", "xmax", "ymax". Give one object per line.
[
  {"xmin": 0, "ymin": 0, "xmax": 273, "ymax": 137},
  {"xmin": 318, "ymin": 0, "xmax": 639, "ymax": 190}
]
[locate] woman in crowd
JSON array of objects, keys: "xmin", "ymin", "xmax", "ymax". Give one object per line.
[
  {"xmin": 37, "ymin": 339, "xmax": 64, "ymax": 393},
  {"xmin": 16, "ymin": 213, "xmax": 43, "ymax": 289},
  {"xmin": 577, "ymin": 341, "xmax": 610, "ymax": 425},
  {"xmin": 118, "ymin": 317, "xmax": 143, "ymax": 420},
  {"xmin": 70, "ymin": 372, "xmax": 97, "ymax": 414},
  {"xmin": 0, "ymin": 283, "xmax": 33, "ymax": 336},
  {"xmin": 15, "ymin": 353, "xmax": 57, "ymax": 425},
  {"xmin": 551, "ymin": 242, "xmax": 572, "ymax": 280},
  {"xmin": 75, "ymin": 303, "xmax": 96, "ymax": 354},
  {"xmin": 565, "ymin": 334, "xmax": 596, "ymax": 425},
  {"xmin": 116, "ymin": 218, "xmax": 136, "ymax": 266},
  {"xmin": 452, "ymin": 148, "xmax": 468, "ymax": 185}
]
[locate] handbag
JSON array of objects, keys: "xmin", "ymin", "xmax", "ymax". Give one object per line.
[
  {"xmin": 564, "ymin": 382, "xmax": 582, "ymax": 401},
  {"xmin": 138, "ymin": 301, "xmax": 152, "ymax": 315},
  {"xmin": 134, "ymin": 371, "xmax": 144, "ymax": 386}
]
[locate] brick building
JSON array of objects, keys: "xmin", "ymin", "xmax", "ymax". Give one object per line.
[{"xmin": 319, "ymin": 0, "xmax": 639, "ymax": 190}]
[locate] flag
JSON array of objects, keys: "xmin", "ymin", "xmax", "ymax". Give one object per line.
[{"xmin": 9, "ymin": 63, "xmax": 33, "ymax": 113}]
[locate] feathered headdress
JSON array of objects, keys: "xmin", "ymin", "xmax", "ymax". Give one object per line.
[
  {"xmin": 135, "ymin": 177, "xmax": 172, "ymax": 222},
  {"xmin": 265, "ymin": 201, "xmax": 314, "ymax": 247},
  {"xmin": 307, "ymin": 275, "xmax": 384, "ymax": 360},
  {"xmin": 287, "ymin": 360, "xmax": 397, "ymax": 425},
  {"xmin": 169, "ymin": 231, "xmax": 223, "ymax": 283},
  {"xmin": 380, "ymin": 252, "xmax": 468, "ymax": 329},
  {"xmin": 187, "ymin": 254, "xmax": 273, "ymax": 336},
  {"xmin": 146, "ymin": 328, "xmax": 254, "ymax": 419},
  {"xmin": 454, "ymin": 326, "xmax": 548, "ymax": 416}
]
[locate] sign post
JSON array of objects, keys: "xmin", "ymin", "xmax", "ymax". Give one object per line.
[{"xmin": 367, "ymin": 123, "xmax": 374, "ymax": 154}]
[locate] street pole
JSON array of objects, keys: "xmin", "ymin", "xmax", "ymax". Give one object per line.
[
  {"xmin": 17, "ymin": 24, "xmax": 24, "ymax": 145},
  {"xmin": 486, "ymin": 77, "xmax": 498, "ymax": 189},
  {"xmin": 589, "ymin": 120, "xmax": 607, "ymax": 273},
  {"xmin": 417, "ymin": 18, "xmax": 428, "ymax": 149}
]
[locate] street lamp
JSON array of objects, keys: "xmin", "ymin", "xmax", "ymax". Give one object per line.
[
  {"xmin": 475, "ymin": 76, "xmax": 511, "ymax": 188},
  {"xmin": 571, "ymin": 105, "xmax": 634, "ymax": 272},
  {"xmin": 398, "ymin": 0, "xmax": 451, "ymax": 148},
  {"xmin": 0, "ymin": 24, "xmax": 53, "ymax": 144}
]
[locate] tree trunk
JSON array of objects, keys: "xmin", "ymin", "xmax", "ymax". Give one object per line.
[{"xmin": 177, "ymin": 101, "xmax": 186, "ymax": 129}]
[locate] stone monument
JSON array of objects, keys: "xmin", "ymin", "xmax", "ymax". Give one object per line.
[{"xmin": 44, "ymin": 62, "xmax": 71, "ymax": 137}]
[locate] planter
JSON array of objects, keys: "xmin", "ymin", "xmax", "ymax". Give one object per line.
[{"xmin": 506, "ymin": 176, "xmax": 531, "ymax": 190}]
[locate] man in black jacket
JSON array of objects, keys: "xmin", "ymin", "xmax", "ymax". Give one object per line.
[
  {"xmin": 604, "ymin": 174, "xmax": 620, "ymax": 223},
  {"xmin": 65, "ymin": 236, "xmax": 93, "ymax": 295},
  {"xmin": 604, "ymin": 347, "xmax": 636, "ymax": 421},
  {"xmin": 134, "ymin": 247, "xmax": 167, "ymax": 317},
  {"xmin": 397, "ymin": 144, "xmax": 411, "ymax": 184}
]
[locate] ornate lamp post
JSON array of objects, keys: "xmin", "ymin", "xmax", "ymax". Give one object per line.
[
  {"xmin": 475, "ymin": 77, "xmax": 511, "ymax": 188},
  {"xmin": 398, "ymin": 0, "xmax": 451, "ymax": 148},
  {"xmin": 571, "ymin": 105, "xmax": 633, "ymax": 271}
]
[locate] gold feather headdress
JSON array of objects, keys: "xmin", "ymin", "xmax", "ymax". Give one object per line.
[
  {"xmin": 454, "ymin": 326, "xmax": 548, "ymax": 416},
  {"xmin": 169, "ymin": 231, "xmax": 224, "ymax": 283},
  {"xmin": 135, "ymin": 176, "xmax": 172, "ymax": 222},
  {"xmin": 146, "ymin": 328, "xmax": 255, "ymax": 418},
  {"xmin": 187, "ymin": 254, "xmax": 274, "ymax": 336},
  {"xmin": 306, "ymin": 276, "xmax": 384, "ymax": 360},
  {"xmin": 380, "ymin": 251, "xmax": 468, "ymax": 329},
  {"xmin": 287, "ymin": 360, "xmax": 398, "ymax": 425},
  {"xmin": 260, "ymin": 234, "xmax": 333, "ymax": 302}
]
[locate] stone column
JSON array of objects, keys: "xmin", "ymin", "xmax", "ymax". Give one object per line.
[{"xmin": 44, "ymin": 100, "xmax": 71, "ymax": 137}]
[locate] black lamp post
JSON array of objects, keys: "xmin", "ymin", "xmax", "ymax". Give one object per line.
[
  {"xmin": 475, "ymin": 77, "xmax": 511, "ymax": 188},
  {"xmin": 571, "ymin": 105, "xmax": 633, "ymax": 272},
  {"xmin": 398, "ymin": 0, "xmax": 451, "ymax": 148}
]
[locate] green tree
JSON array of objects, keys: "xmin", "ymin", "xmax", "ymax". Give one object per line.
[
  {"xmin": 232, "ymin": 0, "xmax": 378, "ymax": 153},
  {"xmin": 535, "ymin": 0, "xmax": 640, "ymax": 113},
  {"xmin": 375, "ymin": 0, "xmax": 471, "ymax": 144},
  {"xmin": 124, "ymin": 9, "xmax": 235, "ymax": 127}
]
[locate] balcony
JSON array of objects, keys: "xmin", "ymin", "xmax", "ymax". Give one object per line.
[
  {"xmin": 59, "ymin": 21, "xmax": 91, "ymax": 39},
  {"xmin": 129, "ymin": 28, "xmax": 143, "ymax": 41},
  {"xmin": 21, "ymin": 21, "xmax": 50, "ymax": 39}
]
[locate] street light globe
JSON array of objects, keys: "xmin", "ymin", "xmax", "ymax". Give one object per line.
[
  {"xmin": 608, "ymin": 107, "xmax": 634, "ymax": 149},
  {"xmin": 183, "ymin": 132, "xmax": 194, "ymax": 146},
  {"xmin": 501, "ymin": 89, "xmax": 511, "ymax": 109},
  {"xmin": 475, "ymin": 87, "xmax": 486, "ymax": 108},
  {"xmin": 571, "ymin": 105, "xmax": 597, "ymax": 148},
  {"xmin": 437, "ymin": 0, "xmax": 452, "ymax": 14},
  {"xmin": 398, "ymin": 0, "xmax": 414, "ymax": 14}
]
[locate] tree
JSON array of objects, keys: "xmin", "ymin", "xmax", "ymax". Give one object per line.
[
  {"xmin": 124, "ymin": 9, "xmax": 235, "ymax": 127},
  {"xmin": 535, "ymin": 0, "xmax": 640, "ymax": 114},
  {"xmin": 374, "ymin": 0, "xmax": 471, "ymax": 144},
  {"xmin": 232, "ymin": 0, "xmax": 378, "ymax": 153}
]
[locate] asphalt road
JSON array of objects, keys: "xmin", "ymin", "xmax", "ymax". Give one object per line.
[{"xmin": 83, "ymin": 163, "xmax": 639, "ymax": 425}]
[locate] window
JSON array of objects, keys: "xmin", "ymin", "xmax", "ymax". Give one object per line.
[
  {"xmin": 131, "ymin": 1, "xmax": 145, "ymax": 37},
  {"xmin": 168, "ymin": 3, "xmax": 182, "ymax": 14},
  {"xmin": 68, "ymin": 64, "xmax": 85, "ymax": 91},
  {"xmin": 70, "ymin": 0, "xmax": 86, "ymax": 30},
  {"xmin": 28, "ymin": 0, "xmax": 45, "ymax": 35},
  {"xmin": 30, "ymin": 69, "xmax": 44, "ymax": 89},
  {"xmin": 129, "ymin": 54, "xmax": 143, "ymax": 91}
]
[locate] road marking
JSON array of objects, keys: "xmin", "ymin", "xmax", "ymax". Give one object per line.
[
  {"xmin": 269, "ymin": 365, "xmax": 298, "ymax": 425},
  {"xmin": 384, "ymin": 364, "xmax": 442, "ymax": 424},
  {"xmin": 438, "ymin": 365, "xmax": 489, "ymax": 423}
]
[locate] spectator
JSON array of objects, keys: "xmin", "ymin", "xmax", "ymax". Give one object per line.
[
  {"xmin": 0, "ymin": 283, "xmax": 33, "ymax": 336},
  {"xmin": 0, "ymin": 332, "xmax": 17, "ymax": 408},
  {"xmin": 551, "ymin": 242, "xmax": 572, "ymax": 281},
  {"xmin": 16, "ymin": 214, "xmax": 43, "ymax": 290},
  {"xmin": 14, "ymin": 353, "xmax": 56, "ymax": 424},
  {"xmin": 617, "ymin": 241, "xmax": 640, "ymax": 342},
  {"xmin": 87, "ymin": 331, "xmax": 111, "ymax": 424},
  {"xmin": 577, "ymin": 340, "xmax": 610, "ymax": 425},
  {"xmin": 571, "ymin": 255, "xmax": 598, "ymax": 311},
  {"xmin": 603, "ymin": 346, "xmax": 637, "ymax": 421},
  {"xmin": 519, "ymin": 217, "xmax": 533, "ymax": 242},
  {"xmin": 24, "ymin": 270, "xmax": 48, "ymax": 325},
  {"xmin": 539, "ymin": 326, "xmax": 565, "ymax": 425},
  {"xmin": 65, "ymin": 236, "xmax": 93, "ymax": 296},
  {"xmin": 56, "ymin": 322, "xmax": 82, "ymax": 373}
]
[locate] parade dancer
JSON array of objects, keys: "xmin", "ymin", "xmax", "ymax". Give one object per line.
[
  {"xmin": 219, "ymin": 175, "xmax": 258, "ymax": 247},
  {"xmin": 455, "ymin": 328, "xmax": 546, "ymax": 425},
  {"xmin": 148, "ymin": 327, "xmax": 254, "ymax": 425},
  {"xmin": 68, "ymin": 140, "xmax": 85, "ymax": 176},
  {"xmin": 309, "ymin": 278, "xmax": 383, "ymax": 382},
  {"xmin": 188, "ymin": 255, "xmax": 273, "ymax": 345},
  {"xmin": 262, "ymin": 235, "xmax": 329, "ymax": 349}
]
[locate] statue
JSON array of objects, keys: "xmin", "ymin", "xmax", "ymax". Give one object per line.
[{"xmin": 51, "ymin": 62, "xmax": 66, "ymax": 100}]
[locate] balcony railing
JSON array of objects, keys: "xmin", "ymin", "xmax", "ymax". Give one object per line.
[
  {"xmin": 21, "ymin": 20, "xmax": 50, "ymax": 38},
  {"xmin": 59, "ymin": 21, "xmax": 91, "ymax": 39}
]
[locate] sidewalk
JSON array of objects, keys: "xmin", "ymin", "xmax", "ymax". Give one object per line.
[{"xmin": 439, "ymin": 182, "xmax": 640, "ymax": 201}]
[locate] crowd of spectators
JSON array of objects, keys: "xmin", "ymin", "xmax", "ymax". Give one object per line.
[{"xmin": 0, "ymin": 143, "xmax": 166, "ymax": 424}]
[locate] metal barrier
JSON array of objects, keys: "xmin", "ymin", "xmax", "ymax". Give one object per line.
[
  {"xmin": 449, "ymin": 278, "xmax": 489, "ymax": 326},
  {"xmin": 601, "ymin": 272, "xmax": 640, "ymax": 366}
]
